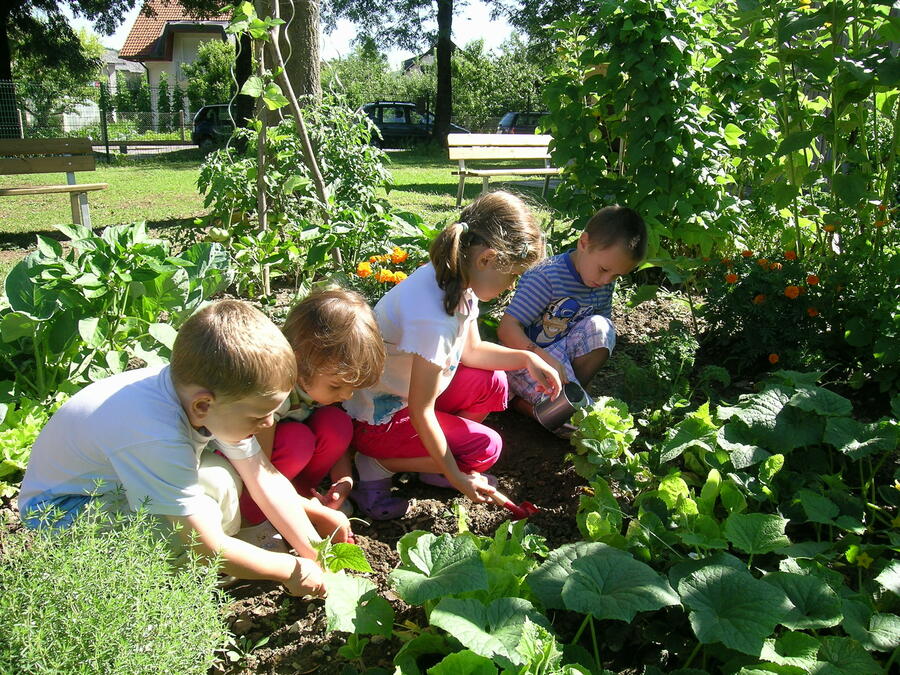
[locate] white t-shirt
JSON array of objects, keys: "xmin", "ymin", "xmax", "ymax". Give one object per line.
[
  {"xmin": 344, "ymin": 262, "xmax": 478, "ymax": 425},
  {"xmin": 18, "ymin": 366, "xmax": 260, "ymax": 518}
]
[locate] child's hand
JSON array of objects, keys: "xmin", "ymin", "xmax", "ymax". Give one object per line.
[
  {"xmin": 306, "ymin": 499, "xmax": 354, "ymax": 544},
  {"xmin": 452, "ymin": 471, "xmax": 496, "ymax": 504},
  {"xmin": 537, "ymin": 349, "xmax": 569, "ymax": 387},
  {"xmin": 526, "ymin": 353, "xmax": 562, "ymax": 400},
  {"xmin": 284, "ymin": 556, "xmax": 326, "ymax": 598},
  {"xmin": 311, "ymin": 476, "xmax": 353, "ymax": 510}
]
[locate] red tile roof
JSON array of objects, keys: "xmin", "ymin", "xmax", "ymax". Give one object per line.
[{"xmin": 119, "ymin": 0, "xmax": 231, "ymax": 61}]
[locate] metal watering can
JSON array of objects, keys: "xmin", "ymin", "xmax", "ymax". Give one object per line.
[{"xmin": 533, "ymin": 381, "xmax": 592, "ymax": 431}]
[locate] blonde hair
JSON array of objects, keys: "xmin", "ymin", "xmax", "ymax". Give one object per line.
[
  {"xmin": 430, "ymin": 190, "xmax": 544, "ymax": 315},
  {"xmin": 282, "ymin": 288, "xmax": 385, "ymax": 389},
  {"xmin": 171, "ymin": 299, "xmax": 296, "ymax": 400}
]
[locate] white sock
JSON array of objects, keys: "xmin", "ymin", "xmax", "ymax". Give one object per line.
[{"xmin": 355, "ymin": 453, "xmax": 394, "ymax": 481}]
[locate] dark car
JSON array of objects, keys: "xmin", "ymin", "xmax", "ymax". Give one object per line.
[
  {"xmin": 192, "ymin": 104, "xmax": 235, "ymax": 151},
  {"xmin": 359, "ymin": 101, "xmax": 468, "ymax": 146},
  {"xmin": 497, "ymin": 111, "xmax": 548, "ymax": 134}
]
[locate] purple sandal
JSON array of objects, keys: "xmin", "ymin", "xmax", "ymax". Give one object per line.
[
  {"xmin": 351, "ymin": 478, "xmax": 409, "ymax": 520},
  {"xmin": 419, "ymin": 472, "xmax": 498, "ymax": 489}
]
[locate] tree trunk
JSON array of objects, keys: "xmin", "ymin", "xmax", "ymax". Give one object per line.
[
  {"xmin": 0, "ymin": 3, "xmax": 22, "ymax": 138},
  {"xmin": 434, "ymin": 0, "xmax": 453, "ymax": 144},
  {"xmin": 278, "ymin": 0, "xmax": 321, "ymax": 102}
]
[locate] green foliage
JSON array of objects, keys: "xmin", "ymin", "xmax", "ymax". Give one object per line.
[
  {"xmin": 0, "ymin": 222, "xmax": 232, "ymax": 401},
  {"xmin": 0, "ymin": 503, "xmax": 229, "ymax": 674},
  {"xmin": 567, "ymin": 396, "xmax": 639, "ymax": 480},
  {"xmin": 182, "ymin": 39, "xmax": 237, "ymax": 111},
  {"xmin": 0, "ymin": 395, "xmax": 64, "ymax": 497}
]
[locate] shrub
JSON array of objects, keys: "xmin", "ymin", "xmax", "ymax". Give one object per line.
[{"xmin": 0, "ymin": 504, "xmax": 229, "ymax": 673}]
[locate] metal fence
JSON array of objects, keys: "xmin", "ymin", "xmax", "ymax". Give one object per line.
[{"xmin": 0, "ymin": 80, "xmax": 201, "ymax": 157}]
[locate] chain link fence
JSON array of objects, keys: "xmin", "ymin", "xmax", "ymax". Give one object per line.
[{"xmin": 0, "ymin": 80, "xmax": 204, "ymax": 157}]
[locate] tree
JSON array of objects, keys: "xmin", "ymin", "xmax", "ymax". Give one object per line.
[
  {"xmin": 182, "ymin": 38, "xmax": 237, "ymax": 110},
  {"xmin": 13, "ymin": 27, "xmax": 104, "ymax": 135},
  {"xmin": 275, "ymin": 0, "xmax": 321, "ymax": 101},
  {"xmin": 492, "ymin": 0, "xmax": 588, "ymax": 52},
  {"xmin": 323, "ymin": 0, "xmax": 461, "ymax": 142}
]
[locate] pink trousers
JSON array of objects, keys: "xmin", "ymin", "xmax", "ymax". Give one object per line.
[
  {"xmin": 239, "ymin": 405, "xmax": 353, "ymax": 526},
  {"xmin": 352, "ymin": 365, "xmax": 508, "ymax": 473}
]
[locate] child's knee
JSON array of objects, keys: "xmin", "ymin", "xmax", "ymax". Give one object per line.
[
  {"xmin": 309, "ymin": 406, "xmax": 354, "ymax": 447},
  {"xmin": 457, "ymin": 426, "xmax": 503, "ymax": 473},
  {"xmin": 577, "ymin": 315, "xmax": 616, "ymax": 353}
]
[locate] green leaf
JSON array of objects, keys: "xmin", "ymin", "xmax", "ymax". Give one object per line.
[
  {"xmin": 817, "ymin": 636, "xmax": 882, "ymax": 673},
  {"xmin": 36, "ymin": 235, "xmax": 63, "ymax": 258},
  {"xmin": 832, "ymin": 173, "xmax": 867, "ymax": 207},
  {"xmin": 875, "ymin": 560, "xmax": 900, "ymax": 595},
  {"xmin": 775, "ymin": 131, "xmax": 816, "ymax": 158},
  {"xmin": 148, "ymin": 322, "xmax": 178, "ymax": 350},
  {"xmin": 240, "ymin": 76, "xmax": 264, "ymax": 98},
  {"xmin": 77, "ymin": 317, "xmax": 105, "ymax": 349},
  {"xmin": 720, "ymin": 480, "xmax": 747, "ymax": 514},
  {"xmin": 105, "ymin": 350, "xmax": 128, "ymax": 374},
  {"xmin": 660, "ymin": 404, "xmax": 718, "ymax": 463},
  {"xmin": 394, "ymin": 633, "xmax": 453, "ymax": 675},
  {"xmin": 390, "ymin": 533, "xmax": 487, "ymax": 605},
  {"xmin": 559, "ymin": 547, "xmax": 680, "ymax": 621},
  {"xmin": 724, "ymin": 513, "xmax": 790, "ymax": 555},
  {"xmin": 625, "ymin": 284, "xmax": 659, "ymax": 308},
  {"xmin": 824, "ymin": 417, "xmax": 898, "ymax": 460},
  {"xmin": 842, "ymin": 598, "xmax": 900, "ymax": 652},
  {"xmin": 760, "ymin": 631, "xmax": 821, "ymax": 669},
  {"xmin": 322, "ymin": 573, "xmax": 393, "ymax": 637},
  {"xmin": 0, "ymin": 311, "xmax": 37, "ymax": 342},
  {"xmin": 430, "ymin": 597, "xmax": 551, "ymax": 669},
  {"xmin": 527, "ymin": 542, "xmax": 628, "ymax": 610},
  {"xmin": 788, "ymin": 386, "xmax": 852, "ymax": 417},
  {"xmin": 426, "ymin": 650, "xmax": 497, "ymax": 675},
  {"xmin": 761, "ymin": 572, "xmax": 842, "ymax": 630},
  {"xmin": 262, "ymin": 82, "xmax": 289, "ymax": 110},
  {"xmin": 717, "ymin": 423, "xmax": 770, "ymax": 469},
  {"xmin": 678, "ymin": 564, "xmax": 791, "ymax": 655},
  {"xmin": 795, "ymin": 488, "xmax": 839, "ymax": 525},
  {"xmin": 326, "ymin": 543, "xmax": 373, "ymax": 573}
]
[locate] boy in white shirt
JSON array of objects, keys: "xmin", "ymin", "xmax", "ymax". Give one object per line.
[{"xmin": 19, "ymin": 300, "xmax": 349, "ymax": 597}]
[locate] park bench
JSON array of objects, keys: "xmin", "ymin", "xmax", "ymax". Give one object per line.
[
  {"xmin": 0, "ymin": 138, "xmax": 108, "ymax": 228},
  {"xmin": 448, "ymin": 133, "xmax": 561, "ymax": 207}
]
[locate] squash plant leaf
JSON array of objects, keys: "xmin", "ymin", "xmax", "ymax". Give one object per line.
[
  {"xmin": 788, "ymin": 385, "xmax": 853, "ymax": 418},
  {"xmin": 323, "ymin": 573, "xmax": 394, "ymax": 637},
  {"xmin": 841, "ymin": 598, "xmax": 900, "ymax": 652},
  {"xmin": 761, "ymin": 572, "xmax": 842, "ymax": 629},
  {"xmin": 760, "ymin": 631, "xmax": 821, "ymax": 669},
  {"xmin": 875, "ymin": 560, "xmax": 900, "ymax": 595},
  {"xmin": 326, "ymin": 542, "xmax": 373, "ymax": 573},
  {"xmin": 824, "ymin": 417, "xmax": 898, "ymax": 460},
  {"xmin": 560, "ymin": 548, "xmax": 680, "ymax": 621},
  {"xmin": 527, "ymin": 542, "xmax": 627, "ymax": 610},
  {"xmin": 717, "ymin": 423, "xmax": 770, "ymax": 469},
  {"xmin": 390, "ymin": 533, "xmax": 487, "ymax": 605},
  {"xmin": 725, "ymin": 513, "xmax": 791, "ymax": 555},
  {"xmin": 659, "ymin": 403, "xmax": 718, "ymax": 463},
  {"xmin": 795, "ymin": 488, "xmax": 839, "ymax": 526},
  {"xmin": 430, "ymin": 597, "xmax": 552, "ymax": 669},
  {"xmin": 394, "ymin": 632, "xmax": 454, "ymax": 675},
  {"xmin": 678, "ymin": 564, "xmax": 791, "ymax": 655},
  {"xmin": 426, "ymin": 649, "xmax": 498, "ymax": 675},
  {"xmin": 816, "ymin": 636, "xmax": 882, "ymax": 673},
  {"xmin": 735, "ymin": 665, "xmax": 807, "ymax": 674}
]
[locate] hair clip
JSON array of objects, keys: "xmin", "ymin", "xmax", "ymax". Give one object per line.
[{"xmin": 458, "ymin": 221, "xmax": 469, "ymax": 234}]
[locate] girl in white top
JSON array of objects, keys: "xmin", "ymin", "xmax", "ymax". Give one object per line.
[{"xmin": 344, "ymin": 191, "xmax": 562, "ymax": 519}]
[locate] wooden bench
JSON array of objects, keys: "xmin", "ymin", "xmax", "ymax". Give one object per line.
[
  {"xmin": 0, "ymin": 138, "xmax": 108, "ymax": 227},
  {"xmin": 448, "ymin": 133, "xmax": 561, "ymax": 207}
]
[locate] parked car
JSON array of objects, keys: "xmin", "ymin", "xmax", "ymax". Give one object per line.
[
  {"xmin": 359, "ymin": 101, "xmax": 468, "ymax": 146},
  {"xmin": 496, "ymin": 111, "xmax": 548, "ymax": 134},
  {"xmin": 192, "ymin": 104, "xmax": 235, "ymax": 151}
]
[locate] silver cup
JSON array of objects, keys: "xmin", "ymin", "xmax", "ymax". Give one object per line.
[{"xmin": 533, "ymin": 381, "xmax": 592, "ymax": 430}]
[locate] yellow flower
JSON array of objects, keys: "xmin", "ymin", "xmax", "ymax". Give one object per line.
[
  {"xmin": 375, "ymin": 268, "xmax": 393, "ymax": 283},
  {"xmin": 393, "ymin": 271, "xmax": 408, "ymax": 283},
  {"xmin": 356, "ymin": 261, "xmax": 372, "ymax": 278},
  {"xmin": 856, "ymin": 552, "xmax": 874, "ymax": 569},
  {"xmin": 391, "ymin": 247, "xmax": 408, "ymax": 264}
]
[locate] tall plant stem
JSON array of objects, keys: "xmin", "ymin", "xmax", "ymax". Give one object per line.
[
  {"xmin": 589, "ymin": 615, "xmax": 602, "ymax": 672},
  {"xmin": 776, "ymin": 59, "xmax": 804, "ymax": 255},
  {"xmin": 571, "ymin": 614, "xmax": 591, "ymax": 645},
  {"xmin": 255, "ymin": 37, "xmax": 270, "ymax": 296},
  {"xmin": 683, "ymin": 641, "xmax": 702, "ymax": 669}
]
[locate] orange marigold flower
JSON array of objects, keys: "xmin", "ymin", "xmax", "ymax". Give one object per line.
[
  {"xmin": 769, "ymin": 262, "xmax": 783, "ymax": 271},
  {"xmin": 784, "ymin": 285, "xmax": 801, "ymax": 299},
  {"xmin": 768, "ymin": 353, "xmax": 780, "ymax": 364},
  {"xmin": 753, "ymin": 294, "xmax": 766, "ymax": 305},
  {"xmin": 784, "ymin": 250, "xmax": 797, "ymax": 260},
  {"xmin": 757, "ymin": 258, "xmax": 769, "ymax": 267},
  {"xmin": 393, "ymin": 270, "xmax": 408, "ymax": 283},
  {"xmin": 823, "ymin": 225, "xmax": 836, "ymax": 233},
  {"xmin": 375, "ymin": 268, "xmax": 393, "ymax": 283},
  {"xmin": 725, "ymin": 273, "xmax": 739, "ymax": 284},
  {"xmin": 356, "ymin": 261, "xmax": 372, "ymax": 278},
  {"xmin": 807, "ymin": 274, "xmax": 819, "ymax": 286},
  {"xmin": 369, "ymin": 255, "xmax": 379, "ymax": 263},
  {"xmin": 807, "ymin": 307, "xmax": 819, "ymax": 317},
  {"xmin": 741, "ymin": 249, "xmax": 753, "ymax": 258},
  {"xmin": 391, "ymin": 247, "xmax": 408, "ymax": 264},
  {"xmin": 720, "ymin": 257, "xmax": 731, "ymax": 265},
  {"xmin": 878, "ymin": 203, "xmax": 887, "ymax": 212},
  {"xmin": 874, "ymin": 220, "xmax": 886, "ymax": 228}
]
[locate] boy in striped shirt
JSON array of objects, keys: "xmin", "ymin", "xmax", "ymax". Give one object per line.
[{"xmin": 498, "ymin": 206, "xmax": 647, "ymax": 422}]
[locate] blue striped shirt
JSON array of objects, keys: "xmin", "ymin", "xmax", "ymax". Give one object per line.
[{"xmin": 505, "ymin": 251, "xmax": 615, "ymax": 348}]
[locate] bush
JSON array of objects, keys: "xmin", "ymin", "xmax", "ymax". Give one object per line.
[{"xmin": 0, "ymin": 504, "xmax": 229, "ymax": 673}]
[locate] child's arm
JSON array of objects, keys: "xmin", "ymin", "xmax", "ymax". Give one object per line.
[
  {"xmin": 230, "ymin": 452, "xmax": 352, "ymax": 555},
  {"xmin": 463, "ymin": 322, "xmax": 562, "ymax": 399},
  {"xmin": 311, "ymin": 451, "xmax": 353, "ymax": 510},
  {"xmin": 167, "ymin": 512, "xmax": 325, "ymax": 597},
  {"xmin": 497, "ymin": 313, "xmax": 569, "ymax": 385},
  {"xmin": 254, "ymin": 424, "xmax": 277, "ymax": 459},
  {"xmin": 408, "ymin": 354, "xmax": 496, "ymax": 503}
]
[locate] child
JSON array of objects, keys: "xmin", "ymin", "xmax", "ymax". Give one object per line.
[
  {"xmin": 497, "ymin": 205, "xmax": 647, "ymax": 422},
  {"xmin": 18, "ymin": 299, "xmax": 349, "ymax": 597},
  {"xmin": 344, "ymin": 190, "xmax": 562, "ymax": 520},
  {"xmin": 238, "ymin": 288, "xmax": 385, "ymax": 531}
]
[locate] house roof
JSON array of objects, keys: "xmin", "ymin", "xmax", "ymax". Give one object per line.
[{"xmin": 119, "ymin": 0, "xmax": 231, "ymax": 61}]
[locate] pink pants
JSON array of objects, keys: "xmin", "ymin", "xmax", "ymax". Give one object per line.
[
  {"xmin": 239, "ymin": 405, "xmax": 353, "ymax": 526},
  {"xmin": 352, "ymin": 365, "xmax": 508, "ymax": 473}
]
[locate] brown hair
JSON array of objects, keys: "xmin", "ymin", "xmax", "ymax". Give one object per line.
[
  {"xmin": 282, "ymin": 288, "xmax": 385, "ymax": 389},
  {"xmin": 429, "ymin": 190, "xmax": 544, "ymax": 315},
  {"xmin": 171, "ymin": 299, "xmax": 296, "ymax": 400},
  {"xmin": 584, "ymin": 205, "xmax": 648, "ymax": 261}
]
